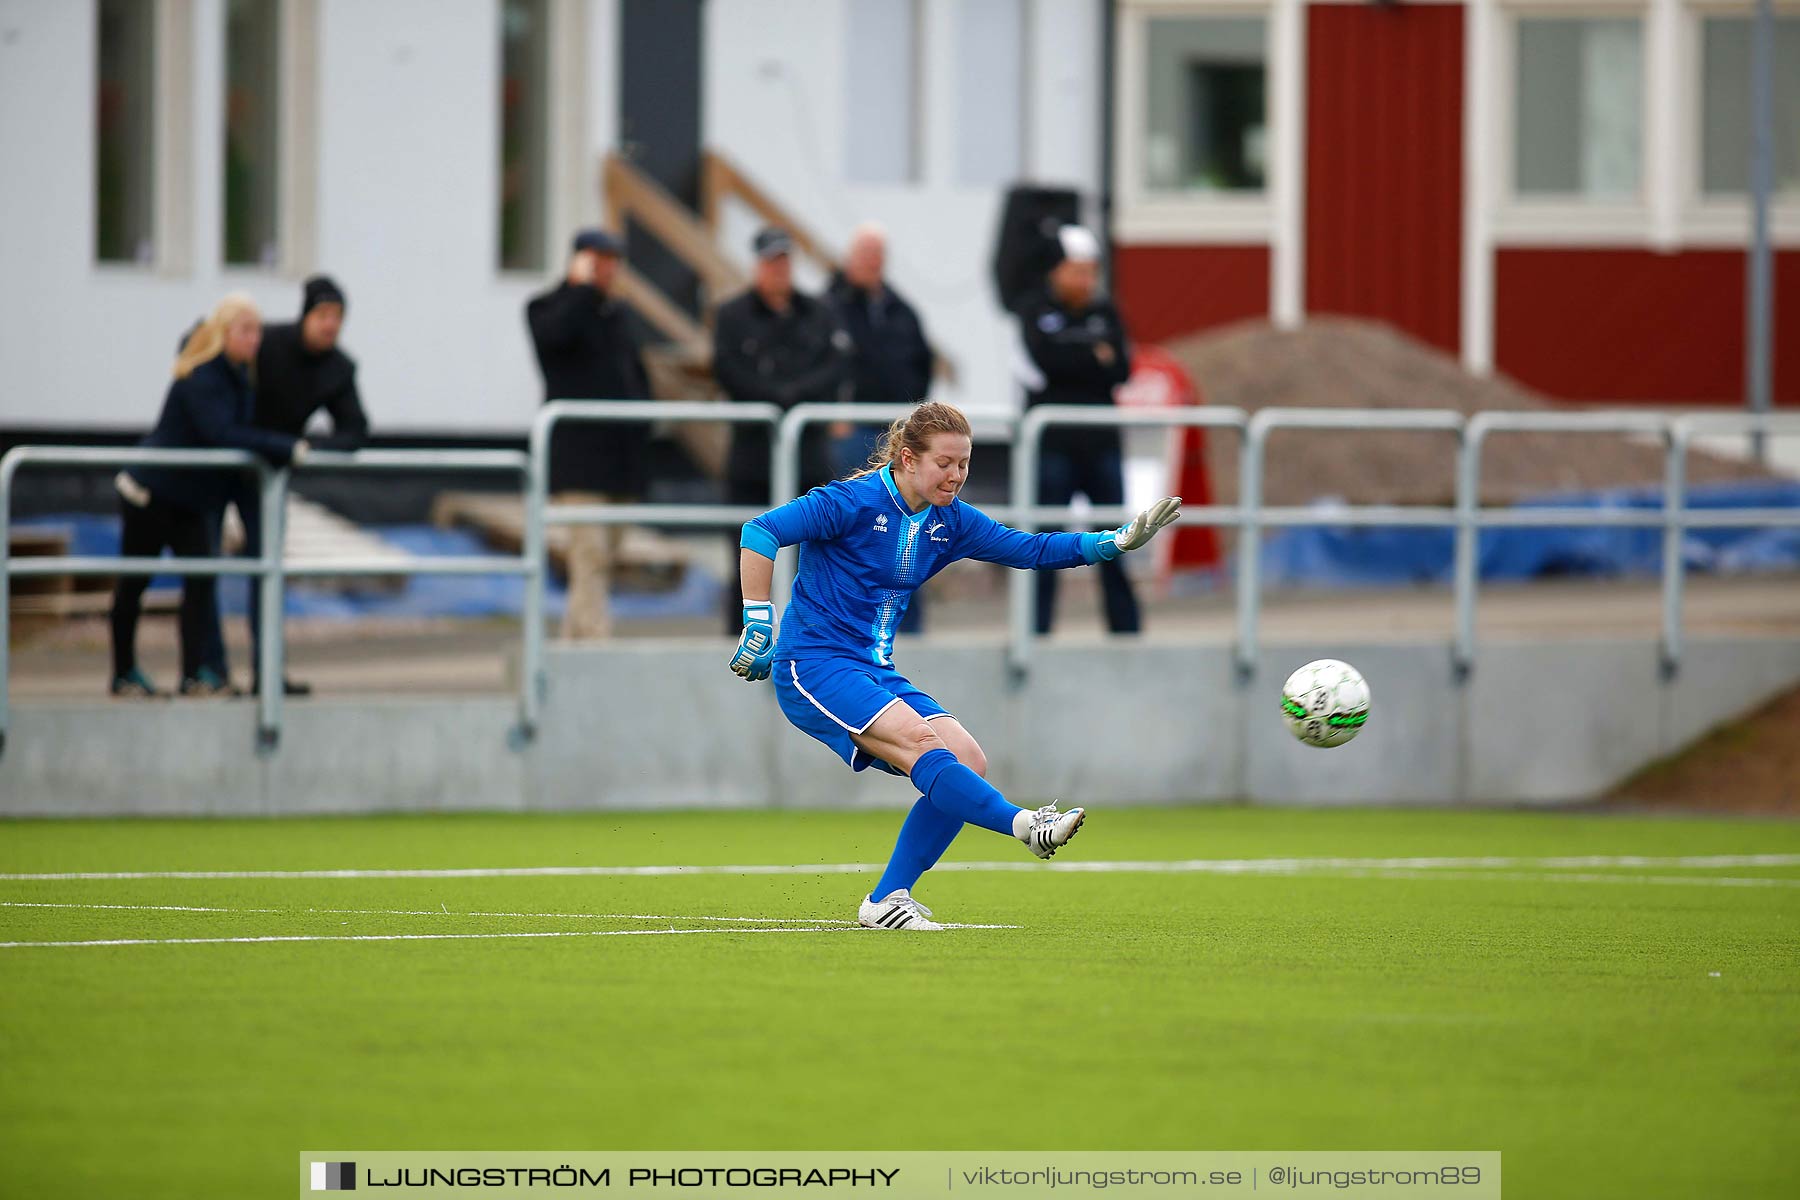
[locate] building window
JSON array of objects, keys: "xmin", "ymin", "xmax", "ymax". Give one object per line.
[
  {"xmin": 1699, "ymin": 14, "xmax": 1800, "ymax": 197},
  {"xmin": 224, "ymin": 0, "xmax": 281, "ymax": 265},
  {"xmin": 1513, "ymin": 17, "xmax": 1642, "ymax": 198},
  {"xmin": 499, "ymin": 0, "xmax": 550, "ymax": 271},
  {"xmin": 1141, "ymin": 16, "xmax": 1267, "ymax": 194},
  {"xmin": 96, "ymin": 0, "xmax": 156, "ymax": 264},
  {"xmin": 845, "ymin": 0, "xmax": 921, "ymax": 185},
  {"xmin": 956, "ymin": 0, "xmax": 1025, "ymax": 186}
]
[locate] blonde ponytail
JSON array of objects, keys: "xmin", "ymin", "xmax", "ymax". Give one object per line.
[{"xmin": 173, "ymin": 292, "xmax": 260, "ymax": 379}]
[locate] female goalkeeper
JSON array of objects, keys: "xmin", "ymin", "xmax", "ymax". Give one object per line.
[{"xmin": 729, "ymin": 401, "xmax": 1180, "ymax": 931}]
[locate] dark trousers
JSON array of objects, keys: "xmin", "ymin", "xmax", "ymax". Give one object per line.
[
  {"xmin": 1035, "ymin": 437, "xmax": 1141, "ymax": 635},
  {"xmin": 110, "ymin": 496, "xmax": 215, "ymax": 680},
  {"xmin": 201, "ymin": 485, "xmax": 266, "ymax": 682}
]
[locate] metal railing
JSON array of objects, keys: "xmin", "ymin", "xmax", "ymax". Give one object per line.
[
  {"xmin": 522, "ymin": 400, "xmax": 781, "ymax": 737},
  {"xmin": 1453, "ymin": 411, "xmax": 1675, "ymax": 680},
  {"xmin": 1007, "ymin": 405, "xmax": 1248, "ymax": 679},
  {"xmin": 5, "ymin": 405, "xmax": 1798, "ymax": 760},
  {"xmin": 0, "ymin": 444, "xmax": 529, "ymax": 757},
  {"xmin": 2, "ymin": 447, "xmax": 283, "ymax": 757},
  {"xmin": 281, "ymin": 448, "xmax": 532, "ymax": 747},
  {"xmin": 1663, "ymin": 412, "xmax": 1800, "ymax": 677},
  {"xmin": 1236, "ymin": 408, "xmax": 1465, "ymax": 681}
]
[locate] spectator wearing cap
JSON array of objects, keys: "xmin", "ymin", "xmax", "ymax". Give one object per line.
[
  {"xmin": 1014, "ymin": 225, "xmax": 1141, "ymax": 635},
  {"xmin": 711, "ymin": 227, "xmax": 852, "ymax": 627},
  {"xmin": 203, "ymin": 274, "xmax": 369, "ymax": 696},
  {"xmin": 526, "ymin": 228, "xmax": 654, "ymax": 640}
]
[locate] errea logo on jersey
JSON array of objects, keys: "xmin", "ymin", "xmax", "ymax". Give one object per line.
[{"xmin": 874, "ymin": 514, "xmax": 890, "ymax": 532}]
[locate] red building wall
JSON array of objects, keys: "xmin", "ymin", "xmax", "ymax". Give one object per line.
[
  {"xmin": 1305, "ymin": 3, "xmax": 1464, "ymax": 355},
  {"xmin": 1494, "ymin": 248, "xmax": 1800, "ymax": 404},
  {"xmin": 1111, "ymin": 245, "xmax": 1270, "ymax": 345}
]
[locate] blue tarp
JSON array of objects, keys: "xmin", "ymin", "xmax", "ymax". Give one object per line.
[
  {"xmin": 10, "ymin": 519, "xmax": 723, "ymax": 621},
  {"xmin": 1257, "ymin": 479, "xmax": 1800, "ymax": 587}
]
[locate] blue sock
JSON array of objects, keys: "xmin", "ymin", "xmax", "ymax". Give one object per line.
[
  {"xmin": 908, "ymin": 748, "xmax": 1022, "ymax": 837},
  {"xmin": 868, "ymin": 796, "xmax": 964, "ymax": 902}
]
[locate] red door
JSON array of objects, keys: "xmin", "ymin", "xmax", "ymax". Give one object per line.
[{"xmin": 1305, "ymin": 3, "xmax": 1464, "ymax": 354}]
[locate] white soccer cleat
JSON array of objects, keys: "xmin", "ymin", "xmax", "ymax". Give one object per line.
[
  {"xmin": 1020, "ymin": 803, "xmax": 1086, "ymax": 859},
  {"xmin": 858, "ymin": 889, "xmax": 944, "ymax": 932}
]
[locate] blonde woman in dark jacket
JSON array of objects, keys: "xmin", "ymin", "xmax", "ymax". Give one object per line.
[{"xmin": 110, "ymin": 294, "xmax": 307, "ymax": 697}]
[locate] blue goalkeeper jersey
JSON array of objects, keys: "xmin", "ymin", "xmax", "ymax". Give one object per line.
[{"xmin": 741, "ymin": 464, "xmax": 1102, "ymax": 666}]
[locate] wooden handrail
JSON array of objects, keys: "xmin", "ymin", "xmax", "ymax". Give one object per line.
[
  {"xmin": 598, "ymin": 149, "xmax": 956, "ymax": 385},
  {"xmin": 611, "ymin": 263, "xmax": 708, "ymax": 359},
  {"xmin": 701, "ymin": 152, "xmax": 840, "ymax": 275},
  {"xmin": 603, "ymin": 155, "xmax": 746, "ymax": 300},
  {"xmin": 702, "ymin": 149, "xmax": 957, "ymax": 385}
]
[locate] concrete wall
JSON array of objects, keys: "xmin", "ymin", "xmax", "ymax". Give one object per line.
[{"xmin": 5, "ymin": 635, "xmax": 1797, "ymax": 816}]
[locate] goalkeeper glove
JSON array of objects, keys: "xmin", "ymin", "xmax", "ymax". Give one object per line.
[
  {"xmin": 1088, "ymin": 496, "xmax": 1182, "ymax": 562},
  {"xmin": 729, "ymin": 601, "xmax": 776, "ymax": 681}
]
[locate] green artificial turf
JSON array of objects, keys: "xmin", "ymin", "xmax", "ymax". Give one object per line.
[{"xmin": 2, "ymin": 808, "xmax": 1796, "ymax": 1198}]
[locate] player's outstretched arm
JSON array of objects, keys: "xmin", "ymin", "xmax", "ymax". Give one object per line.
[
  {"xmin": 729, "ymin": 547, "xmax": 777, "ymax": 682},
  {"xmin": 1085, "ymin": 495, "xmax": 1182, "ymax": 561}
]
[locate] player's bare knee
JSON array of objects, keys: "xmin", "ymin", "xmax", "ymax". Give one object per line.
[
  {"xmin": 903, "ymin": 722, "xmax": 946, "ymax": 760},
  {"xmin": 959, "ymin": 743, "xmax": 989, "ymax": 777}
]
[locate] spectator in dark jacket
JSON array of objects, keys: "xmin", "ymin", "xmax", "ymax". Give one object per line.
[
  {"xmin": 713, "ymin": 227, "xmax": 852, "ymax": 498},
  {"xmin": 712, "ymin": 227, "xmax": 852, "ymax": 629},
  {"xmin": 526, "ymin": 229, "xmax": 654, "ymax": 639},
  {"xmin": 111, "ymin": 294, "xmax": 305, "ymax": 697},
  {"xmin": 208, "ymin": 275, "xmax": 369, "ymax": 696},
  {"xmin": 823, "ymin": 222, "xmax": 933, "ymax": 477},
  {"xmin": 1015, "ymin": 225, "xmax": 1140, "ymax": 635},
  {"xmin": 824, "ymin": 221, "xmax": 934, "ymax": 634}
]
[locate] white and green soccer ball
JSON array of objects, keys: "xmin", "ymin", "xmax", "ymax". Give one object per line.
[{"xmin": 1280, "ymin": 659, "xmax": 1370, "ymax": 749}]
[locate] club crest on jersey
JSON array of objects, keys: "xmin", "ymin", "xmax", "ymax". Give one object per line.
[{"xmin": 925, "ymin": 520, "xmax": 949, "ymax": 543}]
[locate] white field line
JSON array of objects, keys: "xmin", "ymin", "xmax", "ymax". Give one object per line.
[
  {"xmin": 1330, "ymin": 869, "xmax": 1800, "ymax": 890},
  {"xmin": 0, "ymin": 901, "xmax": 857, "ymax": 924},
  {"xmin": 2, "ymin": 854, "xmax": 1797, "ymax": 882},
  {"xmin": 0, "ymin": 901, "xmax": 1019, "ymax": 947},
  {"xmin": 0, "ymin": 927, "xmax": 854, "ymax": 949}
]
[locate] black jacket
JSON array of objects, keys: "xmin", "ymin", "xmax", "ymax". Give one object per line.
[
  {"xmin": 1016, "ymin": 288, "xmax": 1133, "ymax": 408},
  {"xmin": 1017, "ymin": 289, "xmax": 1133, "ymax": 456},
  {"xmin": 711, "ymin": 288, "xmax": 851, "ymax": 489},
  {"xmin": 129, "ymin": 355, "xmax": 300, "ymax": 515},
  {"xmin": 526, "ymin": 283, "xmax": 652, "ymax": 404},
  {"xmin": 823, "ymin": 272, "xmax": 932, "ymax": 406},
  {"xmin": 526, "ymin": 283, "xmax": 654, "ymax": 494},
  {"xmin": 253, "ymin": 322, "xmax": 368, "ymax": 449}
]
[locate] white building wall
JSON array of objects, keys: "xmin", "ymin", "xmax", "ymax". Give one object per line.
[
  {"xmin": 0, "ymin": 0, "xmax": 618, "ymax": 435},
  {"xmin": 703, "ymin": 0, "xmax": 1103, "ymax": 418},
  {"xmin": 0, "ymin": 0, "xmax": 1094, "ymax": 434}
]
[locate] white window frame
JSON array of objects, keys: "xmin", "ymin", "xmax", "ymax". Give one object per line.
[
  {"xmin": 275, "ymin": 0, "xmax": 319, "ymax": 276},
  {"xmin": 1113, "ymin": 0, "xmax": 1282, "ymax": 244},
  {"xmin": 1486, "ymin": 0, "xmax": 1800, "ymax": 247},
  {"xmin": 1491, "ymin": 0, "xmax": 1655, "ymax": 245},
  {"xmin": 495, "ymin": 0, "xmax": 586, "ymax": 277},
  {"xmin": 1677, "ymin": 0, "xmax": 1800, "ymax": 245},
  {"xmin": 92, "ymin": 0, "xmax": 195, "ymax": 276}
]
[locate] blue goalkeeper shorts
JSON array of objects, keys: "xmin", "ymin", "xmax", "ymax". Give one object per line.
[{"xmin": 773, "ymin": 657, "xmax": 952, "ymax": 775}]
